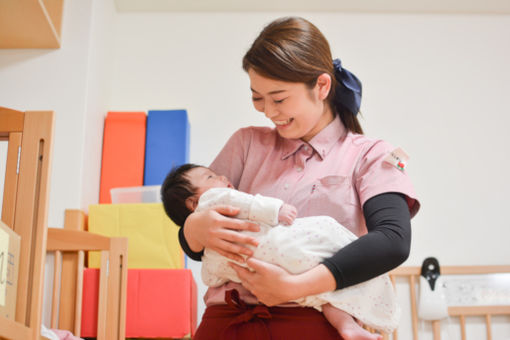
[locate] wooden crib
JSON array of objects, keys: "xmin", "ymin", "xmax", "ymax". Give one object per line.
[
  {"xmin": 46, "ymin": 210, "xmax": 128, "ymax": 340},
  {"xmin": 382, "ymin": 265, "xmax": 510, "ymax": 340},
  {"xmin": 0, "ymin": 107, "xmax": 127, "ymax": 340}
]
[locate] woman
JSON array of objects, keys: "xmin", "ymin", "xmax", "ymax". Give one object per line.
[{"xmin": 179, "ymin": 16, "xmax": 420, "ymax": 339}]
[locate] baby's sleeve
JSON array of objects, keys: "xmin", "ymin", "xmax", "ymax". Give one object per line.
[
  {"xmin": 197, "ymin": 188, "xmax": 283, "ymax": 226},
  {"xmin": 248, "ymin": 194, "xmax": 283, "ymax": 226}
]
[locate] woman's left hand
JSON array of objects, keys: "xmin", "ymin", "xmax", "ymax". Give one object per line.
[
  {"xmin": 230, "ymin": 258, "xmax": 338, "ymax": 306},
  {"xmin": 230, "ymin": 258, "xmax": 299, "ymax": 306}
]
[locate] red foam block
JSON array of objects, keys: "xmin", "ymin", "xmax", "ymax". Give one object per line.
[
  {"xmin": 99, "ymin": 112, "xmax": 146, "ymax": 204},
  {"xmin": 81, "ymin": 268, "xmax": 197, "ymax": 338}
]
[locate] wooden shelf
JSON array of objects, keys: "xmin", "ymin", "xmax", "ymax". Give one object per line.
[{"xmin": 0, "ymin": 0, "xmax": 64, "ymax": 48}]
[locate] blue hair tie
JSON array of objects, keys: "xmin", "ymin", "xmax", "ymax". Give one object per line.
[{"xmin": 332, "ymin": 58, "xmax": 362, "ymax": 116}]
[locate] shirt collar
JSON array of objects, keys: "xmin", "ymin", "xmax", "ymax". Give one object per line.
[{"xmin": 280, "ymin": 115, "xmax": 347, "ymax": 161}]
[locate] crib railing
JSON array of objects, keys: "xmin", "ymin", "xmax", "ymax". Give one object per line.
[{"xmin": 384, "ymin": 265, "xmax": 510, "ymax": 340}]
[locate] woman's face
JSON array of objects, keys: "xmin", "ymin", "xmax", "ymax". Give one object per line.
[{"xmin": 248, "ymin": 69, "xmax": 334, "ymax": 142}]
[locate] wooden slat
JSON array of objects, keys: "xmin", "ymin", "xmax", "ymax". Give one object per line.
[
  {"xmin": 117, "ymin": 239, "xmax": 128, "ymax": 340},
  {"xmin": 432, "ymin": 320, "xmax": 441, "ymax": 340},
  {"xmin": 486, "ymin": 314, "xmax": 492, "ymax": 340},
  {"xmin": 54, "ymin": 251, "xmax": 77, "ymax": 332},
  {"xmin": 409, "ymin": 275, "xmax": 419, "ymax": 340},
  {"xmin": 50, "ymin": 250, "xmax": 62, "ymax": 329},
  {"xmin": 390, "ymin": 273, "xmax": 398, "ymax": 339},
  {"xmin": 63, "ymin": 209, "xmax": 87, "ymax": 231},
  {"xmin": 107, "ymin": 243, "xmax": 119, "ymax": 340},
  {"xmin": 56, "ymin": 209, "xmax": 87, "ymax": 333},
  {"xmin": 459, "ymin": 315, "xmax": 466, "ymax": 340},
  {"xmin": 103, "ymin": 237, "xmax": 128, "ymax": 340},
  {"xmin": 97, "ymin": 251, "xmax": 110, "ymax": 340},
  {"xmin": 74, "ymin": 250, "xmax": 85, "ymax": 336},
  {"xmin": 1, "ymin": 132, "xmax": 22, "ymax": 227}
]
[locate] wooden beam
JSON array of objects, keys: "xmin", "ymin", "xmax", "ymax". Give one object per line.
[
  {"xmin": 0, "ymin": 108, "xmax": 24, "ymax": 133},
  {"xmin": 449, "ymin": 305, "xmax": 510, "ymax": 316},
  {"xmin": 47, "ymin": 229, "xmax": 111, "ymax": 251}
]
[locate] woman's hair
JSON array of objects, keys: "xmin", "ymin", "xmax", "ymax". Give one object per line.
[
  {"xmin": 161, "ymin": 163, "xmax": 201, "ymax": 227},
  {"xmin": 242, "ymin": 16, "xmax": 363, "ymax": 134}
]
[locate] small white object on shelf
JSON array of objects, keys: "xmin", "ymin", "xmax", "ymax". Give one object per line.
[{"xmin": 110, "ymin": 185, "xmax": 162, "ymax": 204}]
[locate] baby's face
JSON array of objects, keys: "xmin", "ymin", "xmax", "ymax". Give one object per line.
[{"xmin": 186, "ymin": 167, "xmax": 233, "ymax": 197}]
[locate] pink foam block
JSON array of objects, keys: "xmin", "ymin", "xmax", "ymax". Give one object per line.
[{"xmin": 81, "ymin": 268, "xmax": 196, "ymax": 338}]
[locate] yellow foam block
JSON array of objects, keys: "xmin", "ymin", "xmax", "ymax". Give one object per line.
[{"xmin": 88, "ymin": 203, "xmax": 183, "ymax": 268}]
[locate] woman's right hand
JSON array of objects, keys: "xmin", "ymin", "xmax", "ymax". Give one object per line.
[{"xmin": 183, "ymin": 205, "xmax": 260, "ymax": 263}]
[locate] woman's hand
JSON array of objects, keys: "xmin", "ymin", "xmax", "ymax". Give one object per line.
[
  {"xmin": 230, "ymin": 258, "xmax": 337, "ymax": 306},
  {"xmin": 183, "ymin": 205, "xmax": 260, "ymax": 263},
  {"xmin": 230, "ymin": 258, "xmax": 297, "ymax": 306}
]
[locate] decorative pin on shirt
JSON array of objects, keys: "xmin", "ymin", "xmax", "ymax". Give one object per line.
[{"xmin": 383, "ymin": 147, "xmax": 409, "ymax": 171}]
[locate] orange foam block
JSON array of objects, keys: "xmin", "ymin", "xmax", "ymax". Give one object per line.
[
  {"xmin": 81, "ymin": 268, "xmax": 197, "ymax": 339},
  {"xmin": 99, "ymin": 112, "xmax": 146, "ymax": 204}
]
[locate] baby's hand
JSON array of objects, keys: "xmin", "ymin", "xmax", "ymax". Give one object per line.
[{"xmin": 278, "ymin": 203, "xmax": 297, "ymax": 225}]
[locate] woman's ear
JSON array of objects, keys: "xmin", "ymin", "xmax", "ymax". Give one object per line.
[
  {"xmin": 316, "ymin": 73, "xmax": 332, "ymax": 101},
  {"xmin": 185, "ymin": 196, "xmax": 199, "ymax": 212}
]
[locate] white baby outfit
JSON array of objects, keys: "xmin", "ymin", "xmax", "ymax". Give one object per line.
[{"xmin": 198, "ymin": 187, "xmax": 400, "ymax": 334}]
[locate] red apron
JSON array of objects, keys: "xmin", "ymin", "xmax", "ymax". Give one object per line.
[{"xmin": 193, "ymin": 289, "xmax": 343, "ymax": 340}]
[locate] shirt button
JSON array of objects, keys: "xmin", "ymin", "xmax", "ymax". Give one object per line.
[
  {"xmin": 296, "ymin": 166, "xmax": 303, "ymax": 172},
  {"xmin": 303, "ymin": 145, "xmax": 309, "ymax": 151},
  {"xmin": 284, "ymin": 183, "xmax": 289, "ymax": 190}
]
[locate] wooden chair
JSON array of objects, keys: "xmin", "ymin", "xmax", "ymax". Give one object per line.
[
  {"xmin": 385, "ymin": 265, "xmax": 510, "ymax": 340},
  {"xmin": 0, "ymin": 107, "xmax": 54, "ymax": 340}
]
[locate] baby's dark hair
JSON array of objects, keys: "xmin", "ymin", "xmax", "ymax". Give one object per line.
[{"xmin": 161, "ymin": 163, "xmax": 202, "ymax": 227}]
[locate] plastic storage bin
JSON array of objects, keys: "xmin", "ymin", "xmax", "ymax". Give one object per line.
[{"xmin": 110, "ymin": 185, "xmax": 161, "ymax": 204}]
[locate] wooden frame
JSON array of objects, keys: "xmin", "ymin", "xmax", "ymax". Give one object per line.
[
  {"xmin": 47, "ymin": 226, "xmax": 128, "ymax": 340},
  {"xmin": 1, "ymin": 107, "xmax": 54, "ymax": 340},
  {"xmin": 385, "ymin": 265, "xmax": 510, "ymax": 340}
]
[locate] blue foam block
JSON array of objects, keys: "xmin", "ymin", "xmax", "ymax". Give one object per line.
[{"xmin": 144, "ymin": 110, "xmax": 190, "ymax": 185}]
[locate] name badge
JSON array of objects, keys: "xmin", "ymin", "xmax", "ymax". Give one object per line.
[{"xmin": 383, "ymin": 147, "xmax": 409, "ymax": 171}]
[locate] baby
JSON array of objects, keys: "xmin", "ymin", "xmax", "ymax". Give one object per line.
[{"xmin": 161, "ymin": 164, "xmax": 400, "ymax": 340}]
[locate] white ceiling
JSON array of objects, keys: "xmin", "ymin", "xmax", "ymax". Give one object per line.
[{"xmin": 115, "ymin": 0, "xmax": 510, "ymax": 14}]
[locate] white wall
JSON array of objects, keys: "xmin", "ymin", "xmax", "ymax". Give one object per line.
[
  {"xmin": 0, "ymin": 2, "xmax": 93, "ymax": 226},
  {"xmin": 0, "ymin": 0, "xmax": 115, "ymax": 219},
  {"xmin": 81, "ymin": 0, "xmax": 117, "ymax": 212},
  {"xmin": 109, "ymin": 11, "xmax": 510, "ymax": 337},
  {"xmin": 0, "ymin": 0, "xmax": 115, "ymax": 327},
  {"xmin": 1, "ymin": 3, "xmax": 509, "ymax": 338}
]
